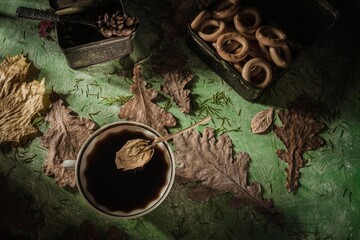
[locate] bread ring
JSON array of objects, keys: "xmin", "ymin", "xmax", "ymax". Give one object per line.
[
  {"xmin": 212, "ymin": 0, "xmax": 240, "ymax": 20},
  {"xmin": 233, "ymin": 47, "xmax": 263, "ymax": 77},
  {"xmin": 211, "ymin": 25, "xmax": 238, "ymax": 52},
  {"xmin": 213, "ymin": 39, "xmax": 240, "ymax": 53},
  {"xmin": 191, "ymin": 10, "xmax": 211, "ymax": 31},
  {"xmin": 242, "ymin": 58, "xmax": 272, "ymax": 89},
  {"xmin": 269, "ymin": 44, "xmax": 292, "ymax": 68},
  {"xmin": 239, "ymin": 31, "xmax": 257, "ymax": 41},
  {"xmin": 256, "ymin": 42, "xmax": 272, "ymax": 62},
  {"xmin": 233, "ymin": 7, "xmax": 262, "ymax": 35},
  {"xmin": 255, "ymin": 25, "xmax": 287, "ymax": 47},
  {"xmin": 198, "ymin": 19, "xmax": 226, "ymax": 42},
  {"xmin": 216, "ymin": 32, "xmax": 250, "ymax": 62}
]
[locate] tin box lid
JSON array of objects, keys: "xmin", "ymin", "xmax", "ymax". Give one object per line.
[
  {"xmin": 243, "ymin": 0, "xmax": 339, "ymax": 47},
  {"xmin": 49, "ymin": 0, "xmax": 114, "ymax": 15}
]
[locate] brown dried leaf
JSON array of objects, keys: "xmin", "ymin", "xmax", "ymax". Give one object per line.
[
  {"xmin": 119, "ymin": 65, "xmax": 176, "ymax": 136},
  {"xmin": 0, "ymin": 54, "xmax": 46, "ymax": 144},
  {"xmin": 41, "ymin": 93, "xmax": 98, "ymax": 188},
  {"xmin": 274, "ymin": 101, "xmax": 326, "ymax": 192},
  {"xmin": 161, "ymin": 70, "xmax": 193, "ymax": 114},
  {"xmin": 174, "ymin": 128, "xmax": 280, "ymax": 223},
  {"xmin": 251, "ymin": 108, "xmax": 274, "ymax": 134}
]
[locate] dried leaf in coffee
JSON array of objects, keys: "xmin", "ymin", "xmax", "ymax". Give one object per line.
[
  {"xmin": 115, "ymin": 139, "xmax": 154, "ymax": 171},
  {"xmin": 115, "ymin": 116, "xmax": 211, "ymax": 171}
]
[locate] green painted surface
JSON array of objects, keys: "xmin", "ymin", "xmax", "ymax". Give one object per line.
[{"xmin": 0, "ymin": 0, "xmax": 360, "ymax": 239}]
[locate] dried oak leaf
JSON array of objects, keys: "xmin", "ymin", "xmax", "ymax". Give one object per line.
[
  {"xmin": 174, "ymin": 128, "xmax": 280, "ymax": 223},
  {"xmin": 0, "ymin": 54, "xmax": 46, "ymax": 144},
  {"xmin": 161, "ymin": 70, "xmax": 193, "ymax": 114},
  {"xmin": 41, "ymin": 93, "xmax": 98, "ymax": 188},
  {"xmin": 251, "ymin": 108, "xmax": 274, "ymax": 134},
  {"xmin": 274, "ymin": 102, "xmax": 326, "ymax": 193},
  {"xmin": 119, "ymin": 65, "xmax": 176, "ymax": 136}
]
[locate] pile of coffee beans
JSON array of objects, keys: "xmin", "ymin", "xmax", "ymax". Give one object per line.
[{"xmin": 97, "ymin": 11, "xmax": 138, "ymax": 38}]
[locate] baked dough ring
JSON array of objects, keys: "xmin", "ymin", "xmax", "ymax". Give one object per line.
[
  {"xmin": 216, "ymin": 32, "xmax": 250, "ymax": 62},
  {"xmin": 191, "ymin": 10, "xmax": 211, "ymax": 31},
  {"xmin": 212, "ymin": 0, "xmax": 240, "ymax": 21},
  {"xmin": 212, "ymin": 39, "xmax": 240, "ymax": 53},
  {"xmin": 242, "ymin": 58, "xmax": 272, "ymax": 89},
  {"xmin": 255, "ymin": 25, "xmax": 287, "ymax": 47},
  {"xmin": 269, "ymin": 44, "xmax": 292, "ymax": 68},
  {"xmin": 233, "ymin": 47, "xmax": 263, "ymax": 76},
  {"xmin": 198, "ymin": 19, "xmax": 226, "ymax": 42},
  {"xmin": 256, "ymin": 42, "xmax": 272, "ymax": 62},
  {"xmin": 233, "ymin": 7, "xmax": 262, "ymax": 35}
]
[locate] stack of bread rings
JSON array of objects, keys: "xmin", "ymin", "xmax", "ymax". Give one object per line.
[{"xmin": 190, "ymin": 0, "xmax": 292, "ymax": 89}]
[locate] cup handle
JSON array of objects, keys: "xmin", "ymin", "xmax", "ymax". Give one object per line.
[{"xmin": 63, "ymin": 160, "xmax": 76, "ymax": 170}]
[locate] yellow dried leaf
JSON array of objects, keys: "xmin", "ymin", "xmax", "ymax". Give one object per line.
[
  {"xmin": 0, "ymin": 54, "xmax": 46, "ymax": 144},
  {"xmin": 115, "ymin": 139, "xmax": 154, "ymax": 170}
]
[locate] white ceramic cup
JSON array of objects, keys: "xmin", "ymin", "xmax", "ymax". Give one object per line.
[{"xmin": 63, "ymin": 121, "xmax": 175, "ymax": 219}]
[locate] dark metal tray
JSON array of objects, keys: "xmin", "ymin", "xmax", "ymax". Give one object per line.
[
  {"xmin": 50, "ymin": 0, "xmax": 135, "ymax": 69},
  {"xmin": 186, "ymin": 0, "xmax": 339, "ymax": 101}
]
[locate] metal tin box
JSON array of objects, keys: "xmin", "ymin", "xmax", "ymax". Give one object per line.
[
  {"xmin": 186, "ymin": 0, "xmax": 339, "ymax": 101},
  {"xmin": 50, "ymin": 0, "xmax": 135, "ymax": 69}
]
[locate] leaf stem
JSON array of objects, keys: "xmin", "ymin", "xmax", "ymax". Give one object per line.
[{"xmin": 152, "ymin": 116, "xmax": 211, "ymax": 145}]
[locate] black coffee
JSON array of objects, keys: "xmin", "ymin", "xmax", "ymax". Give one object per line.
[{"xmin": 83, "ymin": 127, "xmax": 170, "ymax": 214}]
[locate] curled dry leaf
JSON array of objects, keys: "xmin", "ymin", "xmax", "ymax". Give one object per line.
[
  {"xmin": 38, "ymin": 20, "xmax": 55, "ymax": 39},
  {"xmin": 0, "ymin": 54, "xmax": 46, "ymax": 144},
  {"xmin": 41, "ymin": 93, "xmax": 98, "ymax": 188},
  {"xmin": 161, "ymin": 70, "xmax": 193, "ymax": 114},
  {"xmin": 119, "ymin": 65, "xmax": 176, "ymax": 136},
  {"xmin": 174, "ymin": 128, "xmax": 280, "ymax": 224},
  {"xmin": 274, "ymin": 101, "xmax": 326, "ymax": 192},
  {"xmin": 251, "ymin": 108, "xmax": 274, "ymax": 134}
]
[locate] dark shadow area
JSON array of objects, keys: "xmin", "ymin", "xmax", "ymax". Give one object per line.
[{"xmin": 255, "ymin": 0, "xmax": 360, "ymax": 119}]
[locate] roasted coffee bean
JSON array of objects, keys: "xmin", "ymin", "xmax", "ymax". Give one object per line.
[
  {"xmin": 133, "ymin": 17, "xmax": 138, "ymax": 25},
  {"xmin": 104, "ymin": 13, "xmax": 109, "ymax": 22},
  {"xmin": 97, "ymin": 11, "xmax": 138, "ymax": 38},
  {"xmin": 104, "ymin": 28, "xmax": 113, "ymax": 38},
  {"xmin": 122, "ymin": 28, "xmax": 133, "ymax": 36},
  {"xmin": 116, "ymin": 30, "xmax": 123, "ymax": 36},
  {"xmin": 125, "ymin": 17, "xmax": 134, "ymax": 26}
]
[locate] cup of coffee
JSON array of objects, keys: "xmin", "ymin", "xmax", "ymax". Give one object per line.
[{"xmin": 63, "ymin": 121, "xmax": 175, "ymax": 219}]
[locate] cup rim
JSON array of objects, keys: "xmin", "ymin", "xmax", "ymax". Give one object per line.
[{"xmin": 75, "ymin": 120, "xmax": 176, "ymax": 219}]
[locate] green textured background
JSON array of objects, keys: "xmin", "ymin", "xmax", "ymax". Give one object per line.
[{"xmin": 1, "ymin": 0, "xmax": 360, "ymax": 239}]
